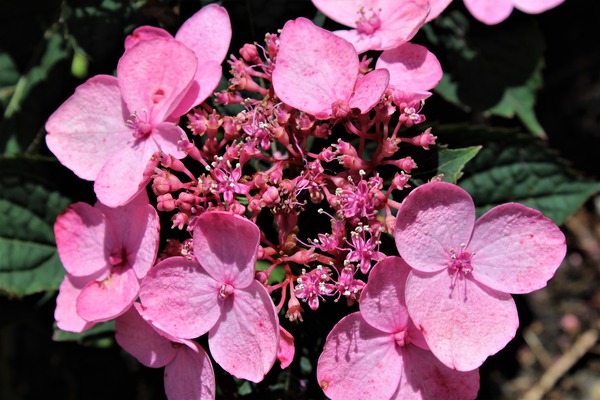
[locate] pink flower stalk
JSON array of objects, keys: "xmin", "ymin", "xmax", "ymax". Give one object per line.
[
  {"xmin": 395, "ymin": 181, "xmax": 566, "ymax": 371},
  {"xmin": 138, "ymin": 212, "xmax": 280, "ymax": 382},
  {"xmin": 272, "ymin": 17, "xmax": 390, "ymax": 120},
  {"xmin": 125, "ymin": 4, "xmax": 232, "ymax": 110},
  {"xmin": 463, "ymin": 0, "xmax": 565, "ymax": 25},
  {"xmin": 375, "ymin": 43, "xmax": 443, "ymax": 106},
  {"xmin": 54, "ymin": 192, "xmax": 159, "ymax": 332},
  {"xmin": 46, "ymin": 38, "xmax": 198, "ymax": 207},
  {"xmin": 317, "ymin": 257, "xmax": 479, "ymax": 400},
  {"xmin": 311, "ymin": 0, "xmax": 430, "ymax": 53},
  {"xmin": 115, "ymin": 305, "xmax": 215, "ymax": 400}
]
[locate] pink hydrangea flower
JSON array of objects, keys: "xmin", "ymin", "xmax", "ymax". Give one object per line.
[
  {"xmin": 375, "ymin": 42, "xmax": 443, "ymax": 106},
  {"xmin": 272, "ymin": 17, "xmax": 389, "ymax": 120},
  {"xmin": 125, "ymin": 4, "xmax": 232, "ymax": 111},
  {"xmin": 54, "ymin": 192, "xmax": 159, "ymax": 332},
  {"xmin": 138, "ymin": 212, "xmax": 280, "ymax": 382},
  {"xmin": 311, "ymin": 0, "xmax": 430, "ymax": 53},
  {"xmin": 463, "ymin": 0, "xmax": 565, "ymax": 25},
  {"xmin": 46, "ymin": 38, "xmax": 197, "ymax": 207},
  {"xmin": 115, "ymin": 304, "xmax": 215, "ymax": 400},
  {"xmin": 395, "ymin": 181, "xmax": 566, "ymax": 371},
  {"xmin": 317, "ymin": 257, "xmax": 480, "ymax": 399}
]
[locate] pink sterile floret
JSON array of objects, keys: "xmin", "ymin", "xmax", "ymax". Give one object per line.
[
  {"xmin": 317, "ymin": 257, "xmax": 479, "ymax": 400},
  {"xmin": 125, "ymin": 3, "xmax": 232, "ymax": 112},
  {"xmin": 46, "ymin": 38, "xmax": 197, "ymax": 207},
  {"xmin": 311, "ymin": 0, "xmax": 430, "ymax": 54},
  {"xmin": 463, "ymin": 0, "xmax": 564, "ymax": 25},
  {"xmin": 375, "ymin": 42, "xmax": 443, "ymax": 106},
  {"xmin": 115, "ymin": 304, "xmax": 215, "ymax": 400},
  {"xmin": 138, "ymin": 211, "xmax": 280, "ymax": 382},
  {"xmin": 395, "ymin": 181, "xmax": 566, "ymax": 371},
  {"xmin": 272, "ymin": 17, "xmax": 389, "ymax": 120},
  {"xmin": 54, "ymin": 192, "xmax": 159, "ymax": 332}
]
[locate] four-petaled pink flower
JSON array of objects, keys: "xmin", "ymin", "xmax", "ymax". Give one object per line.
[
  {"xmin": 463, "ymin": 0, "xmax": 564, "ymax": 25},
  {"xmin": 115, "ymin": 304, "xmax": 215, "ymax": 400},
  {"xmin": 46, "ymin": 38, "xmax": 198, "ymax": 207},
  {"xmin": 138, "ymin": 211, "xmax": 280, "ymax": 382},
  {"xmin": 54, "ymin": 192, "xmax": 159, "ymax": 332},
  {"xmin": 317, "ymin": 257, "xmax": 480, "ymax": 400},
  {"xmin": 272, "ymin": 17, "xmax": 389, "ymax": 120},
  {"xmin": 311, "ymin": 0, "xmax": 430, "ymax": 53},
  {"xmin": 395, "ymin": 181, "xmax": 566, "ymax": 371}
]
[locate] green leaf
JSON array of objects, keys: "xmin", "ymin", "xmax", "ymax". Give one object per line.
[
  {"xmin": 0, "ymin": 156, "xmax": 75, "ymax": 296},
  {"xmin": 437, "ymin": 145, "xmax": 482, "ymax": 183},
  {"xmin": 486, "ymin": 60, "xmax": 546, "ymax": 138},
  {"xmin": 1, "ymin": 33, "xmax": 72, "ymax": 155},
  {"xmin": 437, "ymin": 125, "xmax": 600, "ymax": 225},
  {"xmin": 53, "ymin": 320, "xmax": 115, "ymax": 347},
  {"xmin": 431, "ymin": 11, "xmax": 546, "ymax": 131}
]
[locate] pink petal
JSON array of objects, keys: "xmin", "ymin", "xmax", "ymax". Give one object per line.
[
  {"xmin": 175, "ymin": 4, "xmax": 231, "ymax": 64},
  {"xmin": 348, "ymin": 68, "xmax": 389, "ymax": 114},
  {"xmin": 115, "ymin": 305, "xmax": 178, "ymax": 368},
  {"xmin": 97, "ymin": 192, "xmax": 160, "ymax": 279},
  {"xmin": 167, "ymin": 60, "xmax": 223, "ymax": 116},
  {"xmin": 193, "ymin": 212, "xmax": 260, "ymax": 288},
  {"xmin": 398, "ymin": 344, "xmax": 480, "ymax": 399},
  {"xmin": 139, "ymin": 257, "xmax": 221, "ymax": 339},
  {"xmin": 151, "ymin": 121, "xmax": 188, "ymax": 159},
  {"xmin": 54, "ymin": 202, "xmax": 108, "ymax": 278},
  {"xmin": 405, "ymin": 269, "xmax": 519, "ymax": 371},
  {"xmin": 164, "ymin": 342, "xmax": 215, "ymax": 400},
  {"xmin": 117, "ymin": 39, "xmax": 197, "ymax": 124},
  {"xmin": 272, "ymin": 18, "xmax": 358, "ymax": 118},
  {"xmin": 76, "ymin": 265, "xmax": 139, "ymax": 322},
  {"xmin": 426, "ymin": 0, "xmax": 454, "ymax": 22},
  {"xmin": 54, "ymin": 275, "xmax": 96, "ymax": 333},
  {"xmin": 124, "ymin": 26, "xmax": 173, "ymax": 50},
  {"xmin": 94, "ymin": 137, "xmax": 157, "ymax": 207},
  {"xmin": 316, "ymin": 313, "xmax": 403, "ymax": 400},
  {"xmin": 333, "ymin": 29, "xmax": 383, "ymax": 54},
  {"xmin": 468, "ymin": 203, "xmax": 566, "ymax": 294},
  {"xmin": 208, "ymin": 281, "xmax": 279, "ymax": 382},
  {"xmin": 45, "ymin": 75, "xmax": 132, "ymax": 181},
  {"xmin": 360, "ymin": 256, "xmax": 411, "ymax": 334},
  {"xmin": 377, "ymin": 0, "xmax": 430, "ymax": 50},
  {"xmin": 277, "ymin": 327, "xmax": 295, "ymax": 369},
  {"xmin": 376, "ymin": 43, "xmax": 443, "ymax": 96},
  {"xmin": 310, "ymin": 0, "xmax": 371, "ymax": 27},
  {"xmin": 513, "ymin": 0, "xmax": 564, "ymax": 14},
  {"xmin": 463, "ymin": 0, "xmax": 514, "ymax": 25},
  {"xmin": 395, "ymin": 182, "xmax": 476, "ymax": 273}
]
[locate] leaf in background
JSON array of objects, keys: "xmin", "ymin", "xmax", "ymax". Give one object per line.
[
  {"xmin": 0, "ymin": 156, "xmax": 87, "ymax": 296},
  {"xmin": 486, "ymin": 60, "xmax": 546, "ymax": 138},
  {"xmin": 53, "ymin": 320, "xmax": 115, "ymax": 347},
  {"xmin": 430, "ymin": 11, "xmax": 546, "ymax": 135},
  {"xmin": 0, "ymin": 51, "xmax": 20, "ymax": 112},
  {"xmin": 437, "ymin": 145, "xmax": 481, "ymax": 183},
  {"xmin": 1, "ymin": 33, "xmax": 72, "ymax": 155},
  {"xmin": 437, "ymin": 125, "xmax": 600, "ymax": 225}
]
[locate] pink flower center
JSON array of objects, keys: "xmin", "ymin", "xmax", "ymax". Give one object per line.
[
  {"xmin": 108, "ymin": 248, "xmax": 126, "ymax": 268},
  {"xmin": 128, "ymin": 111, "xmax": 152, "ymax": 139},
  {"xmin": 394, "ymin": 329, "xmax": 411, "ymax": 347},
  {"xmin": 356, "ymin": 7, "xmax": 382, "ymax": 35},
  {"xmin": 218, "ymin": 283, "xmax": 235, "ymax": 300},
  {"xmin": 447, "ymin": 244, "xmax": 474, "ymax": 292}
]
